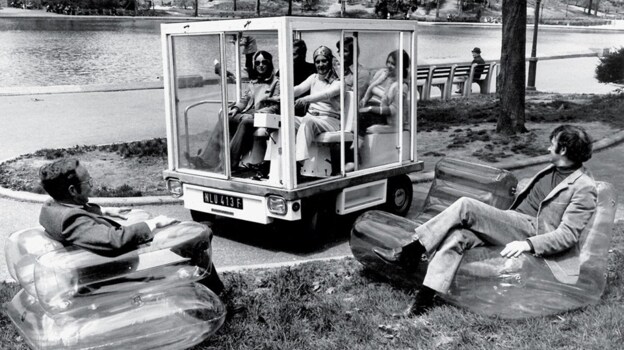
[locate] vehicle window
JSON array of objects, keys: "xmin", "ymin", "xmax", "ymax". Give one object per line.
[
  {"xmin": 171, "ymin": 34, "xmax": 229, "ymax": 176},
  {"xmin": 170, "ymin": 32, "xmax": 279, "ymax": 178},
  {"xmin": 292, "ymin": 30, "xmax": 346, "ymax": 184},
  {"xmin": 356, "ymin": 31, "xmax": 413, "ymax": 169},
  {"xmin": 223, "ymin": 31, "xmax": 280, "ymax": 181}
]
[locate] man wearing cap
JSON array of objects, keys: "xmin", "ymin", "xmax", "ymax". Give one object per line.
[{"xmin": 455, "ymin": 47, "xmax": 486, "ymax": 94}]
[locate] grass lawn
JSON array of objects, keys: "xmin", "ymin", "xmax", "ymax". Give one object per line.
[{"xmin": 2, "ymin": 221, "xmax": 622, "ymax": 349}]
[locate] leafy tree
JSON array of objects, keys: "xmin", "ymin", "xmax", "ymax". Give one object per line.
[
  {"xmin": 596, "ymin": 47, "xmax": 624, "ymax": 84},
  {"xmin": 496, "ymin": 0, "xmax": 528, "ymax": 135}
]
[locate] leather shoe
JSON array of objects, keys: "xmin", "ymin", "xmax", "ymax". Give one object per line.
[
  {"xmin": 373, "ymin": 241, "xmax": 426, "ymax": 269},
  {"xmin": 392, "ymin": 299, "xmax": 432, "ymax": 317},
  {"xmin": 392, "ymin": 287, "xmax": 435, "ymax": 317}
]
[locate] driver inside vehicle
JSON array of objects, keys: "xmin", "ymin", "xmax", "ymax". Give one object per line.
[{"xmin": 186, "ymin": 50, "xmax": 280, "ymax": 172}]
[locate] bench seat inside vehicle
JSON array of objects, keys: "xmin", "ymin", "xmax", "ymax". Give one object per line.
[{"xmin": 350, "ymin": 157, "xmax": 617, "ymax": 318}]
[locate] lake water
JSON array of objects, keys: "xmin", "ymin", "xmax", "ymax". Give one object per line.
[{"xmin": 0, "ymin": 17, "xmax": 622, "ymax": 87}]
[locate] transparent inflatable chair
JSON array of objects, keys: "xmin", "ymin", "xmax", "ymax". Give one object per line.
[
  {"xmin": 5, "ymin": 210, "xmax": 226, "ymax": 349},
  {"xmin": 350, "ymin": 158, "xmax": 617, "ymax": 318}
]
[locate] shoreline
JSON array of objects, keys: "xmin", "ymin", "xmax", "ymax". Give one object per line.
[
  {"xmin": 1, "ymin": 7, "xmax": 623, "ymax": 32},
  {"xmin": 0, "ymin": 53, "xmax": 614, "ymax": 97}
]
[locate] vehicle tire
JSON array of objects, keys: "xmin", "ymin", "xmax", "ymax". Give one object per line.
[
  {"xmin": 190, "ymin": 210, "xmax": 216, "ymax": 224},
  {"xmin": 281, "ymin": 196, "xmax": 331, "ymax": 248},
  {"xmin": 384, "ymin": 174, "xmax": 413, "ymax": 217}
]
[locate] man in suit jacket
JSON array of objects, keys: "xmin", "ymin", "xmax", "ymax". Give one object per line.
[
  {"xmin": 374, "ymin": 125, "xmax": 597, "ymax": 315},
  {"xmin": 38, "ymin": 158, "xmax": 224, "ymax": 294}
]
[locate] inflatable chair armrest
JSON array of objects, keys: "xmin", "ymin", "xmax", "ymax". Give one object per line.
[{"xmin": 34, "ymin": 221, "xmax": 213, "ymax": 315}]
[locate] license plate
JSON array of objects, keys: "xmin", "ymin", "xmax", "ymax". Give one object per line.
[{"xmin": 203, "ymin": 191, "xmax": 243, "ymax": 210}]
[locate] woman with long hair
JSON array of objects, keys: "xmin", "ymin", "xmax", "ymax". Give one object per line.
[
  {"xmin": 358, "ymin": 49, "xmax": 410, "ymax": 129},
  {"xmin": 188, "ymin": 50, "xmax": 279, "ymax": 171}
]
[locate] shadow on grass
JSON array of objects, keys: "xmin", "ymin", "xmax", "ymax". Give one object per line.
[{"xmin": 209, "ymin": 212, "xmax": 360, "ymax": 255}]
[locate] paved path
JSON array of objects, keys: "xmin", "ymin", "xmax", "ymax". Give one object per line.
[{"xmin": 0, "ymin": 89, "xmax": 166, "ymax": 161}]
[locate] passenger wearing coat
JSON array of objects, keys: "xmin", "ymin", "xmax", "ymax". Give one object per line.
[
  {"xmin": 374, "ymin": 125, "xmax": 597, "ymax": 316},
  {"xmin": 193, "ymin": 51, "xmax": 279, "ymax": 170},
  {"xmin": 38, "ymin": 158, "xmax": 225, "ymax": 294}
]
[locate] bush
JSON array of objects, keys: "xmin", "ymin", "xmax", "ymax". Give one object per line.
[
  {"xmin": 103, "ymin": 138, "xmax": 168, "ymax": 158},
  {"xmin": 95, "ymin": 184, "xmax": 143, "ymax": 197},
  {"xmin": 596, "ymin": 47, "xmax": 624, "ymax": 85}
]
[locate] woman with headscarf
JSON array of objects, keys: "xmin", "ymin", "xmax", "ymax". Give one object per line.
[
  {"xmin": 293, "ymin": 45, "xmax": 342, "ymax": 164},
  {"xmin": 189, "ymin": 50, "xmax": 279, "ymax": 170}
]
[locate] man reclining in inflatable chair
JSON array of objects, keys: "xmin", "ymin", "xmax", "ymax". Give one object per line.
[
  {"xmin": 374, "ymin": 125, "xmax": 597, "ymax": 316},
  {"xmin": 37, "ymin": 158, "xmax": 224, "ymax": 295}
]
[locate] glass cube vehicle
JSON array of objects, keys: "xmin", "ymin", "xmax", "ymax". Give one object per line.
[{"xmin": 161, "ymin": 17, "xmax": 423, "ymax": 234}]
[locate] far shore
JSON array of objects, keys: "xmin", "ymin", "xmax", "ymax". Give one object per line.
[{"xmin": 2, "ymin": 6, "xmax": 623, "ymax": 31}]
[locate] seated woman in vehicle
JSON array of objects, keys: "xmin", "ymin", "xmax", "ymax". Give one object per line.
[
  {"xmin": 187, "ymin": 50, "xmax": 279, "ymax": 171},
  {"xmin": 292, "ymin": 46, "xmax": 341, "ymax": 166},
  {"xmin": 358, "ymin": 50, "xmax": 410, "ymax": 129}
]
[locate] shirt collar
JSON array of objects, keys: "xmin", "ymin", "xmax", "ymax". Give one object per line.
[{"xmin": 318, "ymin": 70, "xmax": 338, "ymax": 84}]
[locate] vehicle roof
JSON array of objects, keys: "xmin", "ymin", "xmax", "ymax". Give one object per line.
[{"xmin": 161, "ymin": 16, "xmax": 418, "ymax": 34}]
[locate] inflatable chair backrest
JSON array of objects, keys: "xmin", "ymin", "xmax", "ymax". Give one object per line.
[
  {"xmin": 5, "ymin": 227, "xmax": 64, "ymax": 297},
  {"xmin": 419, "ymin": 158, "xmax": 518, "ymax": 223},
  {"xmin": 577, "ymin": 181, "xmax": 617, "ymax": 288}
]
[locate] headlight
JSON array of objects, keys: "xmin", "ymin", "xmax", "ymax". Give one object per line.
[
  {"xmin": 267, "ymin": 195, "xmax": 287, "ymax": 216},
  {"xmin": 166, "ymin": 179, "xmax": 183, "ymax": 198}
]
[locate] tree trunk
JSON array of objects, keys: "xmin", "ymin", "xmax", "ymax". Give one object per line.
[
  {"xmin": 496, "ymin": 0, "xmax": 527, "ymax": 135},
  {"xmin": 256, "ymin": 0, "xmax": 260, "ymax": 16},
  {"xmin": 436, "ymin": 0, "xmax": 440, "ymax": 18},
  {"xmin": 288, "ymin": 0, "xmax": 292, "ymax": 15},
  {"xmin": 233, "ymin": 0, "xmax": 237, "ymax": 11},
  {"xmin": 587, "ymin": 0, "xmax": 593, "ymax": 14},
  {"xmin": 194, "ymin": 0, "xmax": 198, "ymax": 16},
  {"xmin": 594, "ymin": 0, "xmax": 600, "ymax": 15}
]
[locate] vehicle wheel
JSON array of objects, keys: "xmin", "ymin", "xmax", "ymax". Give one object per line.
[
  {"xmin": 384, "ymin": 174, "xmax": 413, "ymax": 217},
  {"xmin": 282, "ymin": 196, "xmax": 331, "ymax": 248},
  {"xmin": 190, "ymin": 210, "xmax": 216, "ymax": 224}
]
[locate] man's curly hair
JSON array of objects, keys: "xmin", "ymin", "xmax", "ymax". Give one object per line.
[
  {"xmin": 39, "ymin": 158, "xmax": 81, "ymax": 201},
  {"xmin": 550, "ymin": 125, "xmax": 593, "ymax": 165}
]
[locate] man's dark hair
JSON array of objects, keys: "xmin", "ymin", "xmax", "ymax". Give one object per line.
[
  {"xmin": 293, "ymin": 39, "xmax": 307, "ymax": 54},
  {"xmin": 335, "ymin": 37, "xmax": 359, "ymax": 65},
  {"xmin": 39, "ymin": 158, "xmax": 81, "ymax": 201},
  {"xmin": 550, "ymin": 125, "xmax": 593, "ymax": 164},
  {"xmin": 335, "ymin": 36, "xmax": 354, "ymax": 51}
]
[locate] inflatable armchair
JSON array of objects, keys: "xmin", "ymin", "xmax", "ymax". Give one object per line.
[
  {"xmin": 5, "ymin": 210, "xmax": 226, "ymax": 350},
  {"xmin": 350, "ymin": 158, "xmax": 617, "ymax": 318}
]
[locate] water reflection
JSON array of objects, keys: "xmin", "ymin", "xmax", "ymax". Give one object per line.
[
  {"xmin": 0, "ymin": 18, "xmax": 622, "ymax": 87},
  {"xmin": 0, "ymin": 18, "xmax": 163, "ymax": 87}
]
